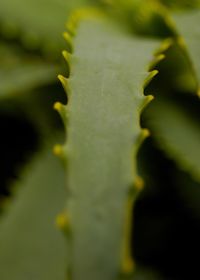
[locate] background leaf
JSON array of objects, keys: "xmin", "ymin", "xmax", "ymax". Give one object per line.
[
  {"xmin": 0, "ymin": 148, "xmax": 66, "ymax": 280},
  {"xmin": 173, "ymin": 9, "xmax": 200, "ymax": 90},
  {"xmin": 0, "ymin": 42, "xmax": 59, "ymax": 98},
  {"xmin": 0, "ymin": 0, "xmax": 97, "ymax": 56},
  {"xmin": 144, "ymin": 96, "xmax": 200, "ymax": 181}
]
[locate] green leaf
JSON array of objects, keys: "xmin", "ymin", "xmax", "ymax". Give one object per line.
[
  {"xmin": 102, "ymin": 0, "xmax": 174, "ymax": 37},
  {"xmin": 172, "ymin": 9, "xmax": 200, "ymax": 92},
  {"xmin": 149, "ymin": 41, "xmax": 197, "ymax": 94},
  {"xmin": 0, "ymin": 40, "xmax": 65, "ymax": 194},
  {"xmin": 0, "ymin": 0, "xmax": 97, "ymax": 56},
  {"xmin": 57, "ymin": 11, "xmax": 162, "ymax": 280},
  {"xmin": 0, "ymin": 148, "xmax": 66, "ymax": 280},
  {"xmin": 0, "ymin": 42, "xmax": 59, "ymax": 98},
  {"xmin": 144, "ymin": 97, "xmax": 200, "ymax": 182}
]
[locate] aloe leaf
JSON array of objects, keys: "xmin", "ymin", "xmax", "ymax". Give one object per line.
[
  {"xmin": 55, "ymin": 11, "xmax": 164, "ymax": 280},
  {"xmin": 136, "ymin": 136, "xmax": 200, "ymax": 279},
  {"xmin": 149, "ymin": 41, "xmax": 197, "ymax": 94},
  {"xmin": 143, "ymin": 10, "xmax": 200, "ymax": 182},
  {"xmin": 0, "ymin": 79, "xmax": 66, "ymax": 206},
  {"xmin": 172, "ymin": 9, "xmax": 200, "ymax": 92},
  {"xmin": 0, "ymin": 41, "xmax": 65, "ymax": 196},
  {"xmin": 0, "ymin": 0, "xmax": 96, "ymax": 56},
  {"xmin": 0, "ymin": 42, "xmax": 59, "ymax": 98},
  {"xmin": 0, "ymin": 148, "xmax": 66, "ymax": 280},
  {"xmin": 144, "ymin": 97, "xmax": 200, "ymax": 182}
]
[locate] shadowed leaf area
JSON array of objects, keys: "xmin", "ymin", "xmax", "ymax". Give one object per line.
[
  {"xmin": 0, "ymin": 105, "xmax": 39, "ymax": 201},
  {"xmin": 0, "ymin": 149, "xmax": 67, "ymax": 280},
  {"xmin": 134, "ymin": 138, "xmax": 200, "ymax": 279}
]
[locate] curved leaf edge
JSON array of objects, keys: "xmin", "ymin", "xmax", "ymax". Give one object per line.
[{"xmin": 54, "ymin": 7, "xmax": 169, "ymax": 278}]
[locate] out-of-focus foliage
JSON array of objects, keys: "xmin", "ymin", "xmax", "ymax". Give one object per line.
[
  {"xmin": 144, "ymin": 96, "xmax": 200, "ymax": 181},
  {"xmin": 172, "ymin": 9, "xmax": 200, "ymax": 85},
  {"xmin": 0, "ymin": 0, "xmax": 97, "ymax": 56},
  {"xmin": 0, "ymin": 42, "xmax": 59, "ymax": 98},
  {"xmin": 0, "ymin": 149, "xmax": 67, "ymax": 280}
]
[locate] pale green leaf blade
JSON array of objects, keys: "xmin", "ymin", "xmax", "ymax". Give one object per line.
[
  {"xmin": 0, "ymin": 149, "xmax": 66, "ymax": 280},
  {"xmin": 58, "ymin": 13, "xmax": 161, "ymax": 280},
  {"xmin": 144, "ymin": 97, "xmax": 200, "ymax": 182}
]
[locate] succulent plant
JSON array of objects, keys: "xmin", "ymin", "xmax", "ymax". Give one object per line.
[{"xmin": 0, "ymin": 1, "xmax": 200, "ymax": 279}]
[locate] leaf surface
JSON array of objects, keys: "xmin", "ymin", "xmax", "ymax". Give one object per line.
[
  {"xmin": 0, "ymin": 42, "xmax": 59, "ymax": 98},
  {"xmin": 144, "ymin": 97, "xmax": 200, "ymax": 182},
  {"xmin": 0, "ymin": 0, "xmax": 96, "ymax": 55},
  {"xmin": 58, "ymin": 13, "xmax": 161, "ymax": 280},
  {"xmin": 0, "ymin": 149, "xmax": 66, "ymax": 280}
]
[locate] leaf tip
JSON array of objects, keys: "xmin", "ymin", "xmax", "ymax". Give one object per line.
[
  {"xmin": 177, "ymin": 36, "xmax": 187, "ymax": 49},
  {"xmin": 121, "ymin": 257, "xmax": 135, "ymax": 276},
  {"xmin": 144, "ymin": 70, "xmax": 158, "ymax": 89},
  {"xmin": 134, "ymin": 176, "xmax": 145, "ymax": 191},
  {"xmin": 63, "ymin": 32, "xmax": 73, "ymax": 50},
  {"xmin": 53, "ymin": 144, "xmax": 64, "ymax": 157},
  {"xmin": 62, "ymin": 50, "xmax": 71, "ymax": 62},
  {"xmin": 56, "ymin": 212, "xmax": 70, "ymax": 233},
  {"xmin": 53, "ymin": 101, "xmax": 62, "ymax": 111},
  {"xmin": 54, "ymin": 102, "xmax": 67, "ymax": 125},
  {"xmin": 139, "ymin": 95, "xmax": 154, "ymax": 113},
  {"xmin": 142, "ymin": 128, "xmax": 151, "ymax": 138},
  {"xmin": 197, "ymin": 88, "xmax": 200, "ymax": 98},
  {"xmin": 157, "ymin": 38, "xmax": 173, "ymax": 54},
  {"xmin": 149, "ymin": 53, "xmax": 165, "ymax": 70},
  {"xmin": 58, "ymin": 74, "xmax": 69, "ymax": 91}
]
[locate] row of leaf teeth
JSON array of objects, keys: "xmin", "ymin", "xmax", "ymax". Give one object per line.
[
  {"xmin": 53, "ymin": 11, "xmax": 80, "ymax": 238},
  {"xmin": 120, "ymin": 38, "xmax": 172, "ymax": 275},
  {"xmin": 53, "ymin": 8, "xmax": 171, "ymax": 165},
  {"xmin": 53, "ymin": 8, "xmax": 105, "ymax": 164},
  {"xmin": 53, "ymin": 9, "xmax": 171, "ymax": 278}
]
